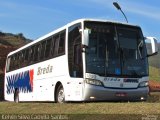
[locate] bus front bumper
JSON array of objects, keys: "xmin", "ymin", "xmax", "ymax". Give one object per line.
[{"xmin": 83, "ymin": 84, "xmax": 149, "ymax": 101}]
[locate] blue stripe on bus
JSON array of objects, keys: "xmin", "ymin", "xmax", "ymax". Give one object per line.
[{"xmin": 6, "ymin": 70, "xmax": 33, "ymax": 94}]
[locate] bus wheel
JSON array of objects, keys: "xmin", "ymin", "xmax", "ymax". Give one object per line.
[
  {"xmin": 14, "ymin": 89, "xmax": 19, "ymax": 103},
  {"xmin": 56, "ymin": 85, "xmax": 65, "ymax": 103}
]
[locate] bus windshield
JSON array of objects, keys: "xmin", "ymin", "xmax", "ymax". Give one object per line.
[{"xmin": 85, "ymin": 22, "xmax": 148, "ymax": 77}]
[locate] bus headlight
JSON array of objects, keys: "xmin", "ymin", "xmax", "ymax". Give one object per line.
[
  {"xmin": 138, "ymin": 81, "xmax": 149, "ymax": 87},
  {"xmin": 85, "ymin": 79, "xmax": 103, "ymax": 86}
]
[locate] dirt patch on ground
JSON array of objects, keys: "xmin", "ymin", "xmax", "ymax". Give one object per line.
[
  {"xmin": 149, "ymin": 81, "xmax": 160, "ymax": 92},
  {"xmin": 147, "ymin": 92, "xmax": 160, "ymax": 103}
]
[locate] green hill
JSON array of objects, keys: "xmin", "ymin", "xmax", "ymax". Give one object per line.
[
  {"xmin": 0, "ymin": 31, "xmax": 32, "ymax": 73},
  {"xmin": 147, "ymin": 42, "xmax": 160, "ymax": 81},
  {"xmin": 0, "ymin": 31, "xmax": 32, "ymax": 47},
  {"xmin": 148, "ymin": 43, "xmax": 160, "ymax": 69}
]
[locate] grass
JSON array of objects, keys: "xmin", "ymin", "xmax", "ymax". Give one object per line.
[
  {"xmin": 1, "ymin": 102, "xmax": 160, "ymax": 114},
  {"xmin": 0, "ymin": 102, "xmax": 160, "ymax": 120},
  {"xmin": 0, "ymin": 91, "xmax": 159, "ymax": 120},
  {"xmin": 0, "ymin": 93, "xmax": 159, "ymax": 115},
  {"xmin": 149, "ymin": 66, "xmax": 160, "ymax": 82}
]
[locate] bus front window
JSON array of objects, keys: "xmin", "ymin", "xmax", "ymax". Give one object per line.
[
  {"xmin": 85, "ymin": 23, "xmax": 120, "ymax": 76},
  {"xmin": 117, "ymin": 26, "xmax": 148, "ymax": 77},
  {"xmin": 85, "ymin": 22, "xmax": 148, "ymax": 77}
]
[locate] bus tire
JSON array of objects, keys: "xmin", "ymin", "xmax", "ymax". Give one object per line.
[
  {"xmin": 14, "ymin": 88, "xmax": 19, "ymax": 103},
  {"xmin": 55, "ymin": 84, "xmax": 65, "ymax": 103}
]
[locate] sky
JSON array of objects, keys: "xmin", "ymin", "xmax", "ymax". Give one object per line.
[{"xmin": 0, "ymin": 0, "xmax": 160, "ymax": 42}]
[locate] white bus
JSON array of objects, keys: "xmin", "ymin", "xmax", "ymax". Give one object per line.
[{"xmin": 4, "ymin": 19, "xmax": 158, "ymax": 103}]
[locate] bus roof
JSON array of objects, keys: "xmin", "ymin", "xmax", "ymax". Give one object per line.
[{"xmin": 8, "ymin": 18, "xmax": 140, "ymax": 56}]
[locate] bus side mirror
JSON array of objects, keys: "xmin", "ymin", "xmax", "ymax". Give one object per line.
[
  {"xmin": 145, "ymin": 37, "xmax": 158, "ymax": 57},
  {"xmin": 82, "ymin": 29, "xmax": 91, "ymax": 47}
]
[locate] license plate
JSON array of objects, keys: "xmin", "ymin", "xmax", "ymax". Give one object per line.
[{"xmin": 115, "ymin": 92, "xmax": 127, "ymax": 97}]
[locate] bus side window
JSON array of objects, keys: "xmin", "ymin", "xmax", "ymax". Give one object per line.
[
  {"xmin": 53, "ymin": 35, "xmax": 60, "ymax": 57},
  {"xmin": 50, "ymin": 36, "xmax": 55, "ymax": 58},
  {"xmin": 58, "ymin": 31, "xmax": 65, "ymax": 55},
  {"xmin": 21, "ymin": 51, "xmax": 25, "ymax": 67},
  {"xmin": 18, "ymin": 52, "xmax": 23, "ymax": 68},
  {"xmin": 40, "ymin": 41, "xmax": 46, "ymax": 61},
  {"xmin": 68, "ymin": 23, "xmax": 83, "ymax": 78},
  {"xmin": 20, "ymin": 51, "xmax": 25, "ymax": 68},
  {"xmin": 74, "ymin": 44, "xmax": 82, "ymax": 65},
  {"xmin": 23, "ymin": 49, "xmax": 29, "ymax": 67},
  {"xmin": 45, "ymin": 38, "xmax": 52, "ymax": 59},
  {"xmin": 14, "ymin": 54, "xmax": 18, "ymax": 70},
  {"xmin": 29, "ymin": 46, "xmax": 34, "ymax": 65},
  {"xmin": 34, "ymin": 44, "xmax": 41, "ymax": 62},
  {"xmin": 9, "ymin": 56, "xmax": 14, "ymax": 71},
  {"xmin": 11, "ymin": 55, "xmax": 16, "ymax": 71}
]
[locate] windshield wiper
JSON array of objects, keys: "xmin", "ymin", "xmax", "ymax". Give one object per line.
[{"xmin": 138, "ymin": 40, "xmax": 143, "ymax": 59}]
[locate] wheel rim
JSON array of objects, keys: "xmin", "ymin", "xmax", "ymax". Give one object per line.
[{"xmin": 58, "ymin": 88, "xmax": 65, "ymax": 103}]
